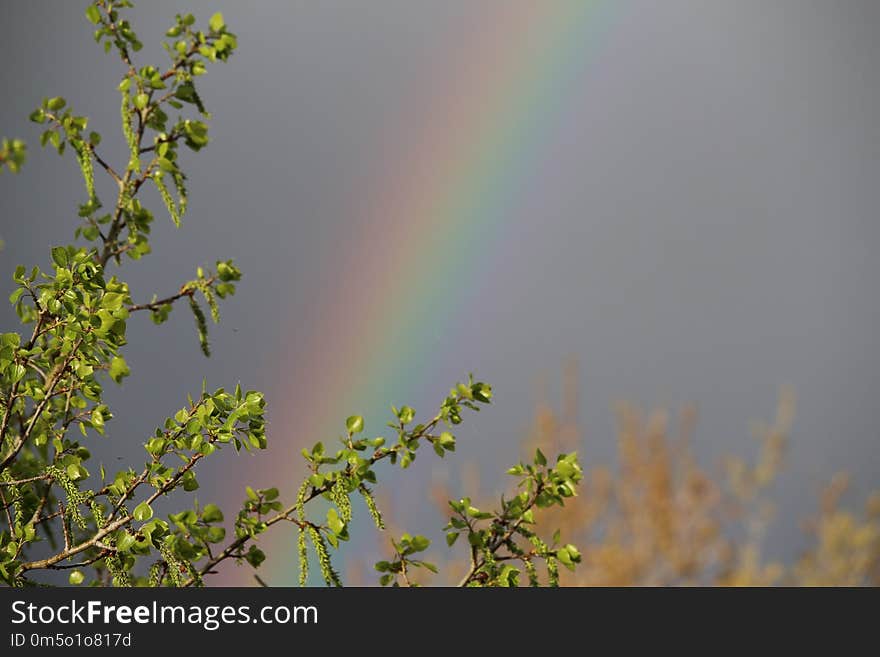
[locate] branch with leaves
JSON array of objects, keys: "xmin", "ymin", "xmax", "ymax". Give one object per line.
[{"xmin": 0, "ymin": 1, "xmax": 581, "ymax": 588}]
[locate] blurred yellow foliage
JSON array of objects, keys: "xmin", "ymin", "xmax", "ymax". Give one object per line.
[{"xmin": 379, "ymin": 361, "xmax": 879, "ymax": 586}]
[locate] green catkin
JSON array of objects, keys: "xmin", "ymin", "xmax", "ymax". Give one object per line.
[
  {"xmin": 307, "ymin": 526, "xmax": 341, "ymax": 587},
  {"xmin": 297, "ymin": 527, "xmax": 308, "ymax": 587},
  {"xmin": 524, "ymin": 558, "xmax": 539, "ymax": 587},
  {"xmin": 88, "ymin": 498, "xmax": 130, "ymax": 587},
  {"xmin": 0, "ymin": 472, "xmax": 24, "ymax": 533},
  {"xmin": 184, "ymin": 560, "xmax": 202, "ymax": 587},
  {"xmin": 295, "ymin": 480, "xmax": 310, "ymax": 586},
  {"xmin": 0, "ymin": 470, "xmax": 24, "ymax": 527},
  {"xmin": 188, "ymin": 296, "xmax": 210, "ymax": 357},
  {"xmin": 358, "ymin": 484, "xmax": 384, "ymax": 530},
  {"xmin": 330, "ymin": 477, "xmax": 352, "ymax": 524},
  {"xmin": 522, "ymin": 530, "xmax": 559, "ymax": 587},
  {"xmin": 75, "ymin": 142, "xmax": 96, "ymax": 203},
  {"xmin": 190, "ymin": 84, "xmax": 207, "ymax": 116},
  {"xmin": 148, "ymin": 561, "xmax": 163, "ymax": 587},
  {"xmin": 46, "ymin": 466, "xmax": 87, "ymax": 530},
  {"xmin": 296, "ymin": 480, "xmax": 309, "ymax": 521},
  {"xmin": 153, "ymin": 173, "xmax": 180, "ymax": 227},
  {"xmin": 546, "ymin": 556, "xmax": 560, "ymax": 587},
  {"xmin": 120, "ymin": 88, "xmax": 139, "ymax": 172},
  {"xmin": 158, "ymin": 538, "xmax": 201, "ymax": 588},
  {"xmin": 158, "ymin": 541, "xmax": 183, "ymax": 587},
  {"xmin": 172, "ymin": 170, "xmax": 188, "ymax": 220},
  {"xmin": 482, "ymin": 548, "xmax": 497, "ymax": 582},
  {"xmin": 201, "ymin": 284, "xmax": 219, "ymax": 323}
]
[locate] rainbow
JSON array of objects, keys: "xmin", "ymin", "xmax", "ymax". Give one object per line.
[{"xmin": 221, "ymin": 0, "xmax": 617, "ymax": 585}]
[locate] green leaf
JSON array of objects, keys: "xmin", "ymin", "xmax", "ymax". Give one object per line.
[
  {"xmin": 108, "ymin": 356, "xmax": 130, "ymax": 383},
  {"xmin": 182, "ymin": 471, "xmax": 199, "ymax": 492},
  {"xmin": 85, "ymin": 5, "xmax": 101, "ymax": 24},
  {"xmin": 133, "ymin": 502, "xmax": 153, "ymax": 521},
  {"xmin": 69, "ymin": 570, "xmax": 85, "ymax": 585},
  {"xmin": 535, "ymin": 448, "xmax": 547, "ymax": 467},
  {"xmin": 46, "ymin": 96, "xmax": 66, "ymax": 111},
  {"xmin": 209, "ymin": 12, "xmax": 225, "ymax": 32},
  {"xmin": 7, "ymin": 363, "xmax": 25, "ymax": 384},
  {"xmin": 51, "ymin": 246, "xmax": 69, "ymax": 268},
  {"xmin": 409, "ymin": 535, "xmax": 430, "ymax": 553},
  {"xmin": 346, "ymin": 415, "xmax": 364, "ymax": 434},
  {"xmin": 134, "ymin": 93, "xmax": 149, "ymax": 110},
  {"xmin": 398, "ymin": 406, "xmax": 416, "ymax": 424},
  {"xmin": 116, "ymin": 531, "xmax": 136, "ymax": 552},
  {"xmin": 327, "ymin": 508, "xmax": 344, "ymax": 535},
  {"xmin": 245, "ymin": 545, "xmax": 265, "ymax": 568},
  {"xmin": 202, "ymin": 503, "xmax": 223, "ymax": 523},
  {"xmin": 66, "ymin": 464, "xmax": 83, "ymax": 481}
]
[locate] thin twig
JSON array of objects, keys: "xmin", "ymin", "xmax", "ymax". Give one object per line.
[
  {"xmin": 0, "ymin": 486, "xmax": 14, "ymax": 539},
  {"xmin": 127, "ymin": 277, "xmax": 217, "ymax": 313},
  {"xmin": 0, "ymin": 474, "xmax": 51, "ymax": 487}
]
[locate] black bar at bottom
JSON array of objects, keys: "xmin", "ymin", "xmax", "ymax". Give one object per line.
[{"xmin": 0, "ymin": 587, "xmax": 872, "ymax": 651}]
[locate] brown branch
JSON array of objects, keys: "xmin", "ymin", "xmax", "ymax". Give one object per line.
[
  {"xmin": 33, "ymin": 508, "xmax": 62, "ymax": 527},
  {"xmin": 19, "ymin": 448, "xmax": 205, "ymax": 573},
  {"xmin": 0, "ymin": 314, "xmax": 45, "ymax": 465},
  {"xmin": 0, "ymin": 474, "xmax": 51, "ymax": 487},
  {"xmin": 91, "ymin": 147, "xmax": 122, "ymax": 184},
  {"xmin": 0, "ymin": 486, "xmax": 14, "ymax": 539},
  {"xmin": 161, "ymin": 43, "xmax": 201, "ymax": 81},
  {"xmin": 20, "ymin": 398, "xmax": 223, "ymax": 573},
  {"xmin": 25, "ymin": 480, "xmax": 54, "ymax": 539},
  {"xmin": 139, "ymin": 132, "xmax": 182, "ymax": 154},
  {"xmin": 46, "ymin": 550, "xmax": 111, "ymax": 571},
  {"xmin": 128, "ymin": 276, "xmax": 216, "ymax": 313},
  {"xmin": 457, "ymin": 485, "xmax": 544, "ymax": 587},
  {"xmin": 98, "ymin": 1, "xmax": 137, "ymax": 76},
  {"xmin": 97, "ymin": 99, "xmax": 143, "ymax": 268}
]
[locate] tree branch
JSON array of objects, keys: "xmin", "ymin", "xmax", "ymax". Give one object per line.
[
  {"xmin": 180, "ymin": 416, "xmax": 443, "ymax": 586},
  {"xmin": 457, "ymin": 485, "xmax": 544, "ymax": 587},
  {"xmin": 0, "ymin": 336, "xmax": 84, "ymax": 474},
  {"xmin": 127, "ymin": 276, "xmax": 216, "ymax": 313}
]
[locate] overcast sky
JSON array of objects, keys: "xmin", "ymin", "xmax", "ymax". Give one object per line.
[{"xmin": 1, "ymin": 1, "xmax": 878, "ymax": 583}]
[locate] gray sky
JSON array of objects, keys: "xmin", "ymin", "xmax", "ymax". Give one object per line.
[{"xmin": 1, "ymin": 1, "xmax": 878, "ymax": 583}]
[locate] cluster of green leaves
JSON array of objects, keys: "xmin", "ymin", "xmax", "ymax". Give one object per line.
[
  {"xmin": 0, "ymin": 1, "xmax": 253, "ymax": 586},
  {"xmin": 288, "ymin": 377, "xmax": 493, "ymax": 586},
  {"xmin": 0, "ymin": 138, "xmax": 26, "ymax": 174},
  {"xmin": 371, "ymin": 447, "xmax": 584, "ymax": 587},
  {"xmin": 451, "ymin": 450, "xmax": 582, "ymax": 586},
  {"xmin": 0, "ymin": 1, "xmax": 581, "ymax": 588},
  {"xmin": 375, "ymin": 533, "xmax": 434, "ymax": 586}
]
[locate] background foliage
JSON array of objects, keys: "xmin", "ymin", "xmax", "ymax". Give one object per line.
[{"xmin": 359, "ymin": 363, "xmax": 879, "ymax": 586}]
